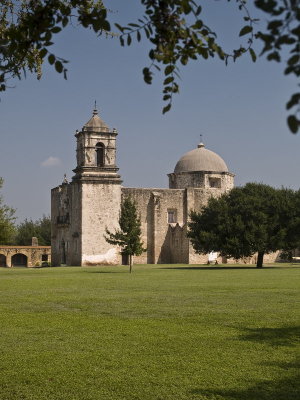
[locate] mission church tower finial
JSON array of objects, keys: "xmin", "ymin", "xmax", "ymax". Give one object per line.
[{"xmin": 93, "ymin": 100, "xmax": 98, "ymax": 116}]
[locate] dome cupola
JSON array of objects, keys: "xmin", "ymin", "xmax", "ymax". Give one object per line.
[
  {"xmin": 168, "ymin": 142, "xmax": 234, "ymax": 191},
  {"xmin": 174, "ymin": 142, "xmax": 228, "ymax": 174}
]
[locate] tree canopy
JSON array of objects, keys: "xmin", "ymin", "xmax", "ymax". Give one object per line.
[
  {"xmin": 15, "ymin": 215, "xmax": 51, "ymax": 246},
  {"xmin": 0, "ymin": 177, "xmax": 16, "ymax": 245},
  {"xmin": 105, "ymin": 197, "xmax": 145, "ymax": 272},
  {"xmin": 188, "ymin": 183, "xmax": 300, "ymax": 267},
  {"xmin": 0, "ymin": 1, "xmax": 299, "ymax": 132}
]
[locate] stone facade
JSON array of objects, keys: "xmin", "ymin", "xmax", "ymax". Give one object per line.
[{"xmin": 51, "ymin": 107, "xmax": 239, "ymax": 266}]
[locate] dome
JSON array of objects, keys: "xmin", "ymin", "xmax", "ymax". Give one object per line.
[{"xmin": 174, "ymin": 143, "xmax": 228, "ymax": 173}]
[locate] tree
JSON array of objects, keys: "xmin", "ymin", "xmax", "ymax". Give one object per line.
[
  {"xmin": 15, "ymin": 218, "xmax": 36, "ymax": 245},
  {"xmin": 0, "ymin": 1, "xmax": 299, "ymax": 132},
  {"xmin": 36, "ymin": 215, "xmax": 51, "ymax": 245},
  {"xmin": 105, "ymin": 197, "xmax": 145, "ymax": 272},
  {"xmin": 15, "ymin": 215, "xmax": 51, "ymax": 246},
  {"xmin": 0, "ymin": 177, "xmax": 16, "ymax": 245},
  {"xmin": 187, "ymin": 183, "xmax": 300, "ymax": 268}
]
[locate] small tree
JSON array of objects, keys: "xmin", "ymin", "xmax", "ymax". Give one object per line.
[
  {"xmin": 105, "ymin": 197, "xmax": 145, "ymax": 273},
  {"xmin": 0, "ymin": 178, "xmax": 16, "ymax": 245},
  {"xmin": 188, "ymin": 183, "xmax": 300, "ymax": 268}
]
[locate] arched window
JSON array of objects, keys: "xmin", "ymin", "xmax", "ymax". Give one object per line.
[{"xmin": 95, "ymin": 142, "xmax": 105, "ymax": 167}]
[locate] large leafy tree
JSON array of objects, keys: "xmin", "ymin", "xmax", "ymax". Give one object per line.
[
  {"xmin": 105, "ymin": 197, "xmax": 145, "ymax": 272},
  {"xmin": 188, "ymin": 183, "xmax": 300, "ymax": 268},
  {"xmin": 15, "ymin": 215, "xmax": 51, "ymax": 246},
  {"xmin": 0, "ymin": 177, "xmax": 16, "ymax": 245},
  {"xmin": 0, "ymin": 1, "xmax": 299, "ymax": 132}
]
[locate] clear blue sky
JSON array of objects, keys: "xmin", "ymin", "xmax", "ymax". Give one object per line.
[{"xmin": 0, "ymin": 1, "xmax": 298, "ymax": 222}]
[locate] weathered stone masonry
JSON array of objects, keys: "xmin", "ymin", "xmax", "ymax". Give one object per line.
[{"xmin": 0, "ymin": 245, "xmax": 51, "ymax": 267}]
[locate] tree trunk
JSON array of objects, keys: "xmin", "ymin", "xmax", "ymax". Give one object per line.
[
  {"xmin": 256, "ymin": 251, "xmax": 264, "ymax": 268},
  {"xmin": 129, "ymin": 254, "xmax": 132, "ymax": 273}
]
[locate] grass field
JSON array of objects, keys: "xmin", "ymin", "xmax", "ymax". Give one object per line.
[{"xmin": 0, "ymin": 264, "xmax": 299, "ymax": 400}]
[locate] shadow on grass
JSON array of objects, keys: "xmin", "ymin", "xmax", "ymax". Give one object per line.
[
  {"xmin": 190, "ymin": 327, "xmax": 300, "ymax": 399},
  {"xmin": 159, "ymin": 266, "xmax": 275, "ymax": 270},
  {"xmin": 82, "ymin": 270, "xmax": 129, "ymax": 274},
  {"xmin": 191, "ymin": 354, "xmax": 299, "ymax": 399},
  {"xmin": 189, "ymin": 370, "xmax": 300, "ymax": 400},
  {"xmin": 160, "ymin": 265, "xmax": 300, "ymax": 270},
  {"xmin": 239, "ymin": 325, "xmax": 300, "ymax": 347},
  {"xmin": 263, "ymin": 359, "xmax": 300, "ymax": 369}
]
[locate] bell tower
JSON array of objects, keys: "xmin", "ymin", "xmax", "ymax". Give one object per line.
[
  {"xmin": 72, "ymin": 105, "xmax": 122, "ymax": 265},
  {"xmin": 73, "ymin": 104, "xmax": 121, "ymax": 184}
]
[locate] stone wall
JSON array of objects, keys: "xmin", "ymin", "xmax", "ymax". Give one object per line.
[
  {"xmin": 81, "ymin": 182, "xmax": 121, "ymax": 265},
  {"xmin": 122, "ymin": 187, "xmax": 187, "ymax": 264},
  {"xmin": 168, "ymin": 171, "xmax": 234, "ymax": 191},
  {"xmin": 121, "ymin": 185, "xmax": 238, "ymax": 265},
  {"xmin": 51, "ymin": 181, "xmax": 83, "ymax": 266},
  {"xmin": 225, "ymin": 251, "xmax": 284, "ymax": 265},
  {"xmin": 0, "ymin": 246, "xmax": 51, "ymax": 267}
]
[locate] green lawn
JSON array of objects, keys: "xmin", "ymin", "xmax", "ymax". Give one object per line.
[{"xmin": 0, "ymin": 264, "xmax": 299, "ymax": 400}]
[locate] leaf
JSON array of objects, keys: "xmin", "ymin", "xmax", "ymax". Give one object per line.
[
  {"xmin": 144, "ymin": 27, "xmax": 150, "ymax": 38},
  {"xmin": 162, "ymin": 103, "xmax": 171, "ymax": 114},
  {"xmin": 267, "ymin": 51, "xmax": 281, "ymax": 62},
  {"xmin": 249, "ymin": 48, "xmax": 257, "ymax": 62},
  {"xmin": 286, "ymin": 93, "xmax": 300, "ymax": 110},
  {"xmin": 164, "ymin": 65, "xmax": 174, "ymax": 75},
  {"xmin": 51, "ymin": 27, "xmax": 61, "ymax": 34},
  {"xmin": 143, "ymin": 67, "xmax": 152, "ymax": 84},
  {"xmin": 55, "ymin": 61, "xmax": 63, "ymax": 73},
  {"xmin": 136, "ymin": 31, "xmax": 141, "ymax": 42},
  {"xmin": 287, "ymin": 115, "xmax": 299, "ymax": 134},
  {"xmin": 62, "ymin": 16, "xmax": 68, "ymax": 28},
  {"xmin": 194, "ymin": 20, "xmax": 203, "ymax": 29},
  {"xmin": 239, "ymin": 25, "xmax": 253, "ymax": 37},
  {"xmin": 48, "ymin": 54, "xmax": 55, "ymax": 65},
  {"xmin": 195, "ymin": 6, "xmax": 202, "ymax": 16},
  {"xmin": 288, "ymin": 55, "xmax": 300, "ymax": 66},
  {"xmin": 180, "ymin": 56, "xmax": 188, "ymax": 65},
  {"xmin": 102, "ymin": 21, "xmax": 111, "ymax": 32},
  {"xmin": 164, "ymin": 76, "xmax": 174, "ymax": 85},
  {"xmin": 114, "ymin": 23, "xmax": 124, "ymax": 33},
  {"xmin": 127, "ymin": 35, "xmax": 132, "ymax": 46},
  {"xmin": 39, "ymin": 48, "xmax": 48, "ymax": 59},
  {"xmin": 268, "ymin": 20, "xmax": 283, "ymax": 30}
]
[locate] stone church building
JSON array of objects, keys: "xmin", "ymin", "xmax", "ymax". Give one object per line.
[{"xmin": 51, "ymin": 107, "xmax": 235, "ymax": 266}]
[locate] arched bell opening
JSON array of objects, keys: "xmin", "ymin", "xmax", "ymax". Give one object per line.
[{"xmin": 95, "ymin": 142, "xmax": 105, "ymax": 167}]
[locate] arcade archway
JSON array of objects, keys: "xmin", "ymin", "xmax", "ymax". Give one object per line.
[
  {"xmin": 11, "ymin": 253, "xmax": 28, "ymax": 267},
  {"xmin": 0, "ymin": 254, "xmax": 6, "ymax": 267}
]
